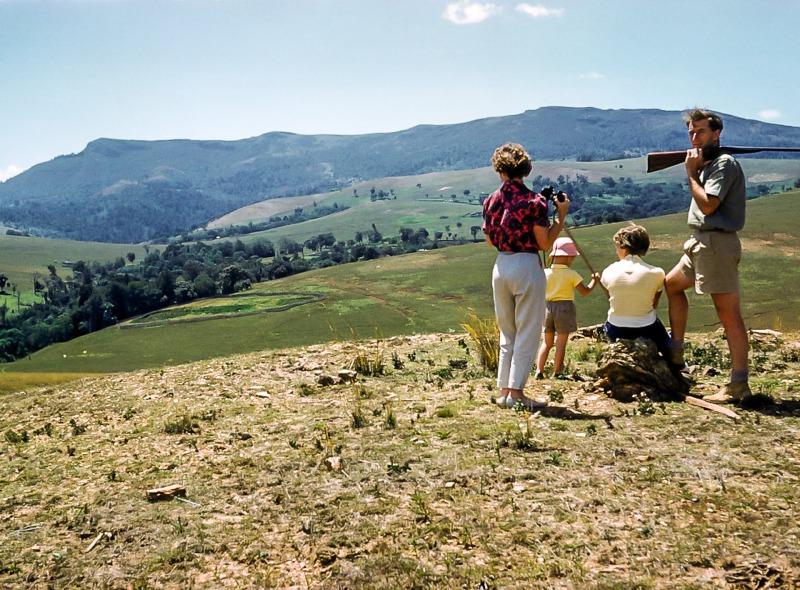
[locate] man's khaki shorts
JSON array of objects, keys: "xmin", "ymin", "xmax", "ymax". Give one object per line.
[{"xmin": 675, "ymin": 230, "xmax": 741, "ymax": 294}]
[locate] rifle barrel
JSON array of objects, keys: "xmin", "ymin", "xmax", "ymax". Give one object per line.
[{"xmin": 646, "ymin": 146, "xmax": 800, "ymax": 173}]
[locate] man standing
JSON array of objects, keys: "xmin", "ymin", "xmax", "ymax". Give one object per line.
[{"xmin": 665, "ymin": 109, "xmax": 752, "ymax": 403}]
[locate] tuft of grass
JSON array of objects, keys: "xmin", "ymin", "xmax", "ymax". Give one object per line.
[
  {"xmin": 462, "ymin": 314, "xmax": 499, "ymax": 374},
  {"xmin": 435, "ymin": 405, "xmax": 457, "ymax": 418},
  {"xmin": 384, "ymin": 401, "xmax": 397, "ymax": 429},
  {"xmin": 686, "ymin": 340, "xmax": 728, "ymax": 369},
  {"xmin": 163, "ymin": 414, "xmax": 200, "ymax": 435},
  {"xmin": 391, "ymin": 351, "xmax": 405, "ymax": 369},
  {"xmin": 573, "ymin": 341, "xmax": 594, "ymax": 362},
  {"xmin": 633, "ymin": 392, "xmax": 658, "ymax": 416},
  {"xmin": 434, "ymin": 366, "xmax": 454, "ymax": 380},
  {"xmin": 297, "ymin": 383, "xmax": 317, "ymax": 397},
  {"xmin": 352, "ymin": 341, "xmax": 388, "ymax": 376},
  {"xmin": 4, "ymin": 429, "xmax": 28, "ymax": 444},
  {"xmin": 350, "ymin": 404, "xmax": 369, "ymax": 429}
]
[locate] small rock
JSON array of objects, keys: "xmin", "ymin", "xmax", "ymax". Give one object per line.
[
  {"xmin": 324, "ymin": 456, "xmax": 342, "ymax": 471},
  {"xmin": 317, "ymin": 375, "xmax": 337, "ymax": 386},
  {"xmin": 338, "ymin": 370, "xmax": 358, "ymax": 383}
]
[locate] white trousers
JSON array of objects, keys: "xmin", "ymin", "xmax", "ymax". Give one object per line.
[{"xmin": 492, "ymin": 252, "xmax": 546, "ymax": 390}]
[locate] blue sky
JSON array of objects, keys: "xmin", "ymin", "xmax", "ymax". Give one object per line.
[{"xmin": 2, "ymin": 0, "xmax": 799, "ymax": 182}]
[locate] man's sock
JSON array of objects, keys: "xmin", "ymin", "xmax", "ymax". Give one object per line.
[
  {"xmin": 669, "ymin": 337, "xmax": 684, "ymax": 350},
  {"xmin": 731, "ymin": 369, "xmax": 749, "ymax": 383}
]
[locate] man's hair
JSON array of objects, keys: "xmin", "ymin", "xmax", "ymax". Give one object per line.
[
  {"xmin": 491, "ymin": 143, "xmax": 533, "ymax": 179},
  {"xmin": 613, "ymin": 224, "xmax": 650, "ymax": 256},
  {"xmin": 683, "ymin": 108, "xmax": 724, "ymax": 132}
]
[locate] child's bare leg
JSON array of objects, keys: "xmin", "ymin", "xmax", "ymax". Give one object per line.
[
  {"xmin": 553, "ymin": 332, "xmax": 570, "ymax": 375},
  {"xmin": 536, "ymin": 331, "xmax": 555, "ymax": 374}
]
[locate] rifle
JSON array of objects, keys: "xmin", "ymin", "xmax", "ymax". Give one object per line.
[{"xmin": 646, "ymin": 146, "xmax": 800, "ymax": 173}]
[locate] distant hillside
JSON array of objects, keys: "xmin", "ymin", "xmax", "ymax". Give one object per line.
[
  {"xmin": 5, "ymin": 191, "xmax": 800, "ymax": 379},
  {"xmin": 2, "ymin": 106, "xmax": 800, "ymax": 242}
]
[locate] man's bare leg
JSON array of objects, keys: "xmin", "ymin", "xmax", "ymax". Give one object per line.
[
  {"xmin": 711, "ymin": 292, "xmax": 749, "ymax": 372},
  {"xmin": 665, "ymin": 267, "xmax": 693, "ymax": 343},
  {"xmin": 704, "ymin": 292, "xmax": 752, "ymax": 402}
]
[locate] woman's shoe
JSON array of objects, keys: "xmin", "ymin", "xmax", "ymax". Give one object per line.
[
  {"xmin": 495, "ymin": 395, "xmax": 515, "ymax": 408},
  {"xmin": 507, "ymin": 396, "xmax": 548, "ymax": 410}
]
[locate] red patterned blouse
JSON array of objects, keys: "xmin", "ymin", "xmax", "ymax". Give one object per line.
[{"xmin": 482, "ymin": 180, "xmax": 550, "ymax": 253}]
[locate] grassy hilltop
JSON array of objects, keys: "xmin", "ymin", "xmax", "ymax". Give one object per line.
[{"xmin": 1, "ymin": 330, "xmax": 798, "ymax": 588}]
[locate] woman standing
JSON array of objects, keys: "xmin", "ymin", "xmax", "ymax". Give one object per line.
[{"xmin": 482, "ymin": 143, "xmax": 569, "ymax": 409}]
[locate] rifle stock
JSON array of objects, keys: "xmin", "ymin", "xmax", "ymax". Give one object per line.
[{"xmin": 646, "ymin": 146, "xmax": 800, "ymax": 173}]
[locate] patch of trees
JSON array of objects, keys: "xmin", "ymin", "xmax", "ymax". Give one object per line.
[
  {"xmin": 0, "ymin": 225, "xmax": 472, "ymax": 362},
  {"xmin": 0, "ymin": 238, "xmax": 275, "ymax": 361},
  {"xmin": 526, "ymin": 175, "xmax": 774, "ymax": 226}
]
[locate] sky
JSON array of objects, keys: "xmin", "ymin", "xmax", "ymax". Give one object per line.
[{"xmin": 2, "ymin": 0, "xmax": 799, "ymax": 182}]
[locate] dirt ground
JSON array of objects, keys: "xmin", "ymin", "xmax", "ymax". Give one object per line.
[{"xmin": 1, "ymin": 330, "xmax": 798, "ymax": 589}]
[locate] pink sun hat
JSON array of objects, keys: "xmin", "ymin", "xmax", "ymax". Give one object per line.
[{"xmin": 551, "ymin": 237, "xmax": 579, "ymax": 257}]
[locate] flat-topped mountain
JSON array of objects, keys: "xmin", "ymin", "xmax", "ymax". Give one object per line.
[{"xmin": 2, "ymin": 106, "xmax": 800, "ymax": 242}]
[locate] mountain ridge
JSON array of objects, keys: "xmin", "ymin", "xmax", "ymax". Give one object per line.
[{"xmin": 2, "ymin": 106, "xmax": 800, "ymax": 242}]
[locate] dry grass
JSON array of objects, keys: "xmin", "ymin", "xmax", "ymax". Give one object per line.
[{"xmin": 1, "ymin": 331, "xmax": 799, "ymax": 589}]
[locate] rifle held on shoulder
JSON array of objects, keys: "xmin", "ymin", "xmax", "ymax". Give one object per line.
[{"xmin": 646, "ymin": 146, "xmax": 800, "ymax": 173}]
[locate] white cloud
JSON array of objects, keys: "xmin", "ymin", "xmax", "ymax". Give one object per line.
[
  {"xmin": 0, "ymin": 165, "xmax": 22, "ymax": 183},
  {"xmin": 579, "ymin": 71, "xmax": 605, "ymax": 79},
  {"xmin": 758, "ymin": 109, "xmax": 782, "ymax": 121},
  {"xmin": 443, "ymin": 1, "xmax": 500, "ymax": 25},
  {"xmin": 515, "ymin": 3, "xmax": 564, "ymax": 18}
]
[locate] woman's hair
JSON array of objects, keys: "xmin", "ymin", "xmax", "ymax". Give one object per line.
[
  {"xmin": 613, "ymin": 224, "xmax": 650, "ymax": 256},
  {"xmin": 683, "ymin": 108, "xmax": 724, "ymax": 132},
  {"xmin": 491, "ymin": 143, "xmax": 532, "ymax": 179}
]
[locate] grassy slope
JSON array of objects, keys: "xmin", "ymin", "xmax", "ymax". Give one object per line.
[
  {"xmin": 208, "ymin": 156, "xmax": 800, "ymax": 247},
  {"xmin": 2, "ymin": 191, "xmax": 799, "ymax": 387},
  {"xmin": 211, "ymin": 161, "xmax": 633, "ymax": 246}
]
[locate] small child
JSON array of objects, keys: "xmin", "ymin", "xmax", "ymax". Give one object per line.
[{"xmin": 536, "ymin": 237, "xmax": 600, "ymax": 378}]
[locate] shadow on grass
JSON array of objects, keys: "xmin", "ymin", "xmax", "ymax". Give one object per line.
[
  {"xmin": 536, "ymin": 406, "xmax": 613, "ymax": 421},
  {"xmin": 738, "ymin": 394, "xmax": 800, "ymax": 417}
]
